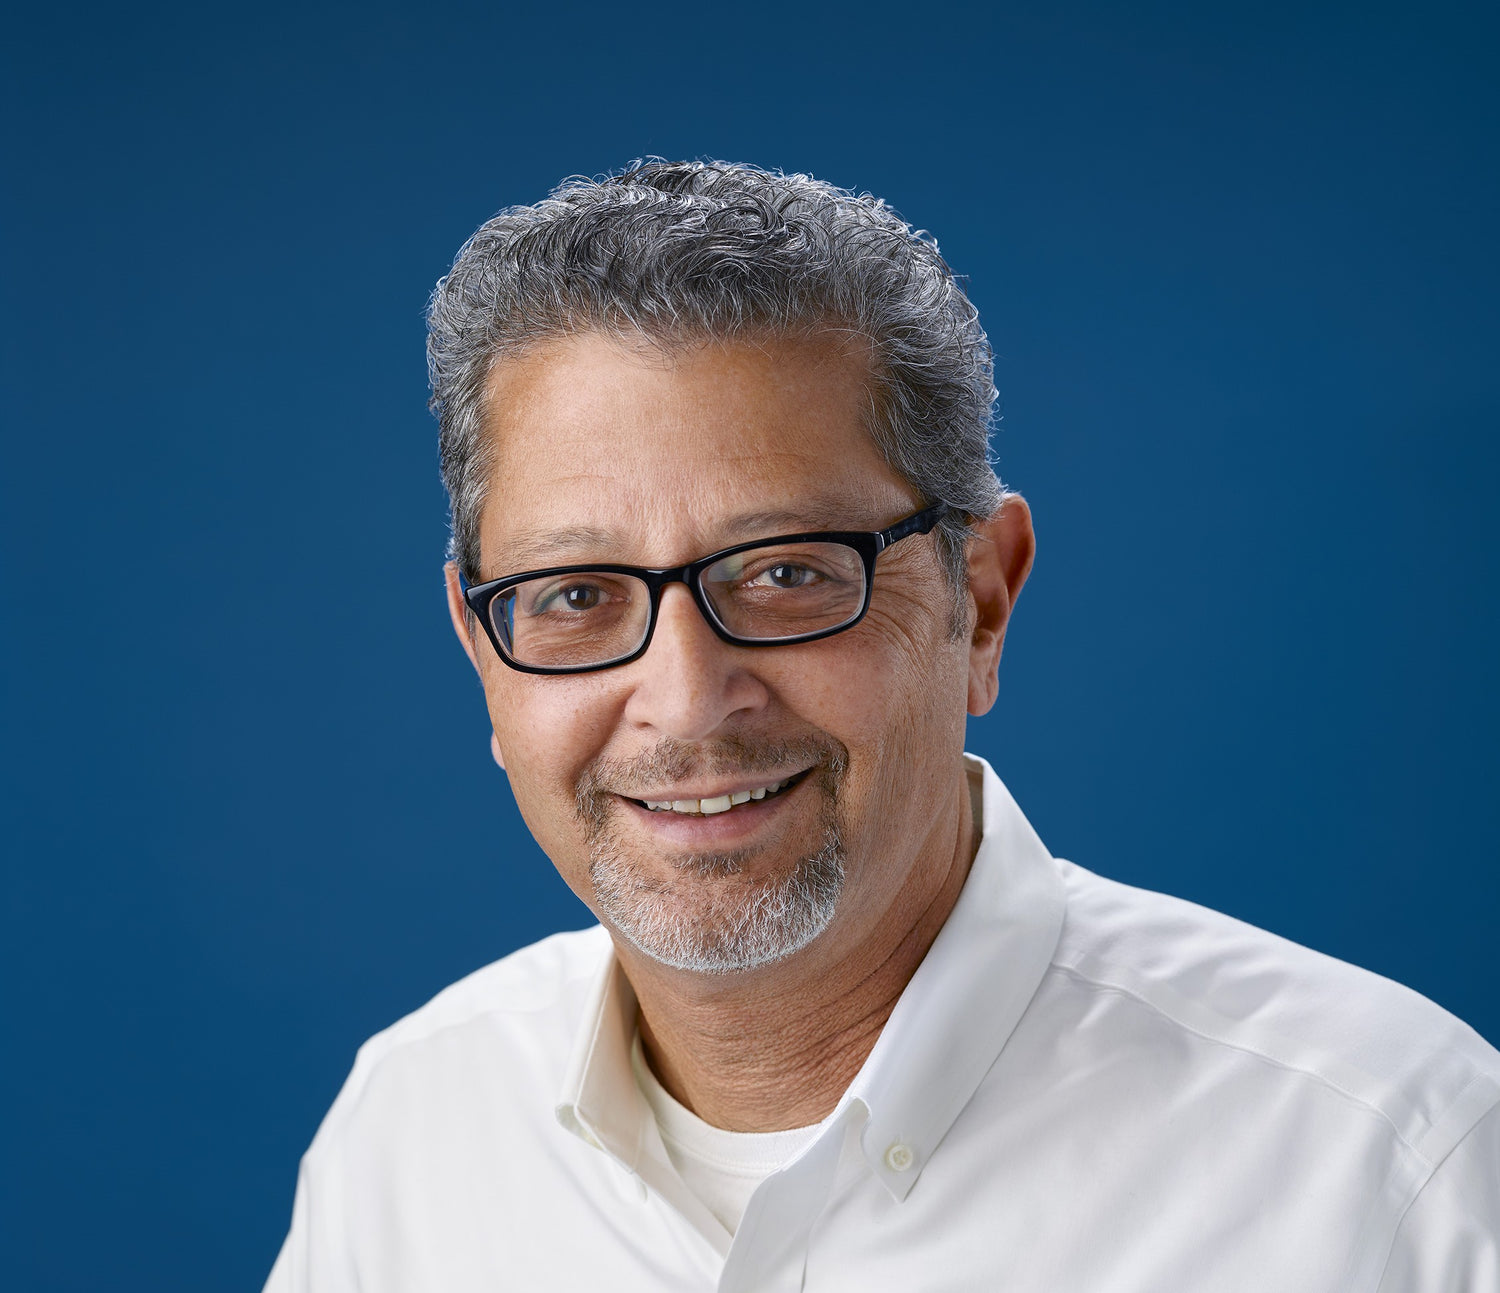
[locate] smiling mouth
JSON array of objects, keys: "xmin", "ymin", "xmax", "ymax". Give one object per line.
[{"xmin": 631, "ymin": 769, "xmax": 811, "ymax": 816}]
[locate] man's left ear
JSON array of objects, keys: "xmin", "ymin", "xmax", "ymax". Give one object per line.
[{"xmin": 964, "ymin": 494, "xmax": 1036, "ymax": 717}]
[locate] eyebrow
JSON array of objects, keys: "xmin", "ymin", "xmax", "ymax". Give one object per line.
[
  {"xmin": 490, "ymin": 501, "xmax": 887, "ymax": 574},
  {"xmin": 493, "ymin": 527, "xmax": 623, "ymax": 571}
]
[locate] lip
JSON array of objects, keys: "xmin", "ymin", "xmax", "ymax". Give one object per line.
[
  {"xmin": 621, "ymin": 767, "xmax": 813, "ymax": 806},
  {"xmin": 614, "ymin": 771, "xmax": 813, "ymax": 847}
]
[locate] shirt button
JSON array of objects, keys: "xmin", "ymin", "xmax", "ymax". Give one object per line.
[{"xmin": 884, "ymin": 1142, "xmax": 915, "ymax": 1172}]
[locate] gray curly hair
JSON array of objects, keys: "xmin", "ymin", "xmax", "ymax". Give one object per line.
[{"xmin": 427, "ymin": 160, "xmax": 1005, "ymax": 619}]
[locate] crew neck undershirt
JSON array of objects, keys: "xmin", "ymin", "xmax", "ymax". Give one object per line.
[{"xmin": 630, "ymin": 1033, "xmax": 825, "ymax": 1235}]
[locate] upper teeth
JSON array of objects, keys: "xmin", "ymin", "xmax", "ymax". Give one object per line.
[{"xmin": 642, "ymin": 777, "xmax": 795, "ymax": 814}]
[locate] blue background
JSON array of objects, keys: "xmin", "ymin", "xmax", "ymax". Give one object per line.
[{"xmin": 3, "ymin": 1, "xmax": 1496, "ymax": 1287}]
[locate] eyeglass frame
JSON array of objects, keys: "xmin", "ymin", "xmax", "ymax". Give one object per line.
[{"xmin": 461, "ymin": 501, "xmax": 954, "ymax": 675}]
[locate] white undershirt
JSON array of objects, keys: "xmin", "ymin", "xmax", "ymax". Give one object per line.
[{"xmin": 630, "ymin": 1032, "xmax": 824, "ymax": 1235}]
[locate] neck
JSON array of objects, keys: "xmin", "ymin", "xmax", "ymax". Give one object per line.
[{"xmin": 618, "ymin": 766, "xmax": 978, "ymax": 1132}]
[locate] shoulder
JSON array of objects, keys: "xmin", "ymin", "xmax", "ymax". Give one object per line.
[
  {"xmin": 356, "ymin": 923, "xmax": 611, "ymax": 1058},
  {"xmin": 1050, "ymin": 859, "xmax": 1500, "ymax": 1169},
  {"xmin": 309, "ymin": 925, "xmax": 611, "ymax": 1147}
]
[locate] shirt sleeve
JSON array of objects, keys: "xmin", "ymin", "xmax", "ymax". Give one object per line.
[
  {"xmin": 1376, "ymin": 1097, "xmax": 1500, "ymax": 1292},
  {"xmin": 262, "ymin": 1236, "xmax": 292, "ymax": 1293},
  {"xmin": 261, "ymin": 1097, "xmax": 361, "ymax": 1293},
  {"xmin": 261, "ymin": 1157, "xmax": 312, "ymax": 1293}
]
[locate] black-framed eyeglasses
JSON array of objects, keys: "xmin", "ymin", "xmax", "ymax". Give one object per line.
[{"xmin": 463, "ymin": 501, "xmax": 952, "ymax": 675}]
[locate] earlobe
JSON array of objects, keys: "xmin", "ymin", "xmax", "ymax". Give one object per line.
[
  {"xmin": 490, "ymin": 731, "xmax": 507, "ymax": 771},
  {"xmin": 964, "ymin": 494, "xmax": 1036, "ymax": 717}
]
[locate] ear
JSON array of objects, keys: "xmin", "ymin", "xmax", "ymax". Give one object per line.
[
  {"xmin": 446, "ymin": 562, "xmax": 510, "ymax": 772},
  {"xmin": 964, "ymin": 494, "xmax": 1036, "ymax": 717},
  {"xmin": 444, "ymin": 561, "xmax": 482, "ymax": 674}
]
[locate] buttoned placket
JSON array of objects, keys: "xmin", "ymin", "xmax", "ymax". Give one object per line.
[{"xmin": 714, "ymin": 1104, "xmax": 866, "ymax": 1293}]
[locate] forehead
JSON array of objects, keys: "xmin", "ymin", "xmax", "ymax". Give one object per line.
[{"xmin": 477, "ymin": 331, "xmax": 916, "ymax": 571}]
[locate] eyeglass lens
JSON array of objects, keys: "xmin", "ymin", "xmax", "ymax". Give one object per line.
[{"xmin": 492, "ymin": 540, "xmax": 868, "ymax": 669}]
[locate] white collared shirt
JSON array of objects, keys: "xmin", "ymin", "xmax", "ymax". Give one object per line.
[{"xmin": 265, "ymin": 756, "xmax": 1500, "ymax": 1292}]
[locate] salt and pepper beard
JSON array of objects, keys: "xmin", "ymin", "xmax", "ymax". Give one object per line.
[{"xmin": 575, "ymin": 735, "xmax": 850, "ymax": 974}]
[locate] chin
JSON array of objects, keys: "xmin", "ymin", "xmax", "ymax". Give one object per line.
[{"xmin": 589, "ymin": 832, "xmax": 846, "ymax": 975}]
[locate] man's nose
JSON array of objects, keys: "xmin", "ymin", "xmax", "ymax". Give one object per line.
[{"xmin": 620, "ymin": 583, "xmax": 769, "ymax": 740}]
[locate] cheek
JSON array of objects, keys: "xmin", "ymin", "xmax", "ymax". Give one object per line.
[
  {"xmin": 858, "ymin": 585, "xmax": 969, "ymax": 699},
  {"xmin": 786, "ymin": 615, "xmax": 969, "ymax": 763},
  {"xmin": 781, "ymin": 631, "xmax": 968, "ymax": 905},
  {"xmin": 484, "ymin": 676, "xmax": 620, "ymax": 843}
]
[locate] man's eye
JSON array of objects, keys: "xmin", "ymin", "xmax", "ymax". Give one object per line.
[
  {"xmin": 751, "ymin": 563, "xmax": 820, "ymax": 589},
  {"xmin": 531, "ymin": 582, "xmax": 608, "ymax": 614}
]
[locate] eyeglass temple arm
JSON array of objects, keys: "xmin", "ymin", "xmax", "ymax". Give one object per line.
[{"xmin": 875, "ymin": 502, "xmax": 951, "ymax": 551}]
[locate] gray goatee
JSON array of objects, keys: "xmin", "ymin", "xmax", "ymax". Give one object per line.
[{"xmin": 575, "ymin": 734, "xmax": 849, "ymax": 973}]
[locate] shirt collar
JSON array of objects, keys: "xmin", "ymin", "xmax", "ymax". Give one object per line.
[
  {"xmin": 844, "ymin": 754, "xmax": 1066, "ymax": 1198},
  {"xmin": 556, "ymin": 945, "xmax": 649, "ymax": 1170},
  {"xmin": 556, "ymin": 754, "xmax": 1067, "ymax": 1203}
]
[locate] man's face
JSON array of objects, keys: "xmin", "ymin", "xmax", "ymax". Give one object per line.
[{"xmin": 451, "ymin": 331, "xmax": 985, "ymax": 975}]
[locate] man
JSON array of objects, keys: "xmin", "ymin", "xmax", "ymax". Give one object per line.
[{"xmin": 266, "ymin": 161, "xmax": 1498, "ymax": 1291}]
